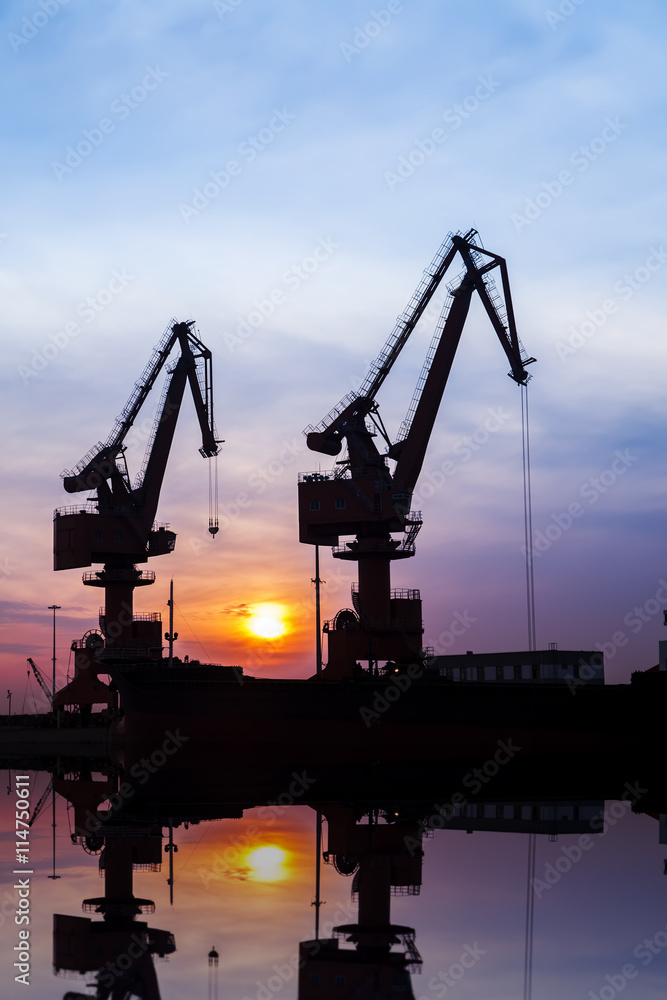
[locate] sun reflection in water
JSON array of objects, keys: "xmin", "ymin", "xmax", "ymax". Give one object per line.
[{"xmin": 244, "ymin": 845, "xmax": 288, "ymax": 881}]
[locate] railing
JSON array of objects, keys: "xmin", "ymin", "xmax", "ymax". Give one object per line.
[
  {"xmin": 53, "ymin": 504, "xmax": 98, "ymax": 518},
  {"xmin": 400, "ymin": 930, "xmax": 423, "ymax": 970},
  {"xmin": 132, "ymin": 369, "xmax": 172, "ymax": 489},
  {"xmin": 98, "ymin": 609, "xmax": 161, "ymax": 623},
  {"xmin": 390, "ymin": 588, "xmax": 421, "ymax": 601},
  {"xmin": 82, "ymin": 898, "xmax": 155, "ymax": 915},
  {"xmin": 324, "ymin": 616, "xmax": 423, "ymax": 632},
  {"xmin": 355, "ymin": 232, "xmax": 462, "ymax": 403},
  {"xmin": 298, "ymin": 470, "xmax": 338, "ymax": 483},
  {"xmin": 397, "ymin": 284, "xmax": 457, "ymax": 443},
  {"xmin": 62, "ymin": 321, "xmax": 179, "ymax": 482},
  {"xmin": 299, "ymin": 466, "xmax": 396, "ymax": 485},
  {"xmin": 61, "ymin": 441, "xmax": 105, "ymax": 480},
  {"xmin": 71, "ymin": 630, "xmax": 105, "ymax": 650},
  {"xmin": 54, "ymin": 503, "xmax": 155, "ymax": 518},
  {"xmin": 82, "ymin": 569, "xmax": 155, "ymax": 583},
  {"xmin": 352, "ymin": 584, "xmax": 421, "ymax": 601},
  {"xmin": 332, "ymin": 538, "xmax": 418, "ymax": 557},
  {"xmin": 106, "ymin": 321, "xmax": 177, "ymax": 453},
  {"xmin": 95, "ymin": 647, "xmax": 160, "ymax": 661},
  {"xmin": 303, "ymin": 391, "xmax": 359, "ymax": 437},
  {"xmin": 303, "ymin": 230, "xmax": 492, "ymax": 446}
]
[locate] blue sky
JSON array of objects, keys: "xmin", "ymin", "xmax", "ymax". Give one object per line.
[{"xmin": 1, "ymin": 0, "xmax": 666, "ymax": 687}]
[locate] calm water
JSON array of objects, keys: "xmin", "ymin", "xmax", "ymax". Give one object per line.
[{"xmin": 2, "ymin": 754, "xmax": 666, "ymax": 1000}]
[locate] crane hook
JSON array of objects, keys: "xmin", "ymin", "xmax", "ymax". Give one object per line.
[{"xmin": 208, "ymin": 455, "xmax": 219, "ymax": 537}]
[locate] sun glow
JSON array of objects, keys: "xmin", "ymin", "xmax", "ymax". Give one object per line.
[
  {"xmin": 245, "ymin": 845, "xmax": 288, "ymax": 881},
  {"xmin": 245, "ymin": 604, "xmax": 287, "ymax": 640}
]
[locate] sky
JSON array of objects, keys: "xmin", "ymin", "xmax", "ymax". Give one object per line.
[{"xmin": 0, "ymin": 0, "xmax": 666, "ymax": 692}]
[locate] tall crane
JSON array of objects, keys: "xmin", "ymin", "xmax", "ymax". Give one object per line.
[
  {"xmin": 53, "ymin": 320, "xmax": 221, "ymax": 674},
  {"xmin": 298, "ymin": 230, "xmax": 535, "ymax": 677}
]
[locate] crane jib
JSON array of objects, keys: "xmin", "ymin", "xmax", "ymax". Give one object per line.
[
  {"xmin": 306, "ymin": 230, "xmax": 535, "ymax": 466},
  {"xmin": 54, "ymin": 319, "xmax": 221, "ymax": 582}
]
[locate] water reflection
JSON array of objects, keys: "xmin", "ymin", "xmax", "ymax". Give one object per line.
[{"xmin": 6, "ymin": 734, "xmax": 663, "ymax": 1000}]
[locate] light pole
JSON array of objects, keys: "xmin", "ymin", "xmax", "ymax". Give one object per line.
[
  {"xmin": 48, "ymin": 605, "xmax": 60, "ymax": 725},
  {"xmin": 312, "ymin": 548, "xmax": 324, "ymax": 676},
  {"xmin": 164, "ymin": 581, "xmax": 178, "ymax": 669},
  {"xmin": 48, "ymin": 786, "xmax": 60, "ymax": 881},
  {"xmin": 311, "ymin": 549, "xmax": 325, "ymax": 938},
  {"xmin": 6, "ymin": 690, "xmax": 11, "ymax": 716}
]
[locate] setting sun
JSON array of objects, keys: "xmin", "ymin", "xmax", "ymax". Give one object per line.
[
  {"xmin": 244, "ymin": 845, "xmax": 288, "ymax": 881},
  {"xmin": 245, "ymin": 604, "xmax": 287, "ymax": 640}
]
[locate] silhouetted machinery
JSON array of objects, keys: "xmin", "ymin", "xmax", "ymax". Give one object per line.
[
  {"xmin": 299, "ymin": 805, "xmax": 424, "ymax": 999},
  {"xmin": 52, "ymin": 320, "xmax": 221, "ymax": 712},
  {"xmin": 26, "ymin": 656, "xmax": 54, "ymax": 707},
  {"xmin": 51, "ymin": 769, "xmax": 175, "ymax": 1000},
  {"xmin": 54, "ymin": 817, "xmax": 173, "ymax": 998},
  {"xmin": 299, "ymin": 230, "xmax": 535, "ymax": 677}
]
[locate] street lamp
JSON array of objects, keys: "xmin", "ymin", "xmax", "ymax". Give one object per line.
[{"xmin": 6, "ymin": 690, "xmax": 11, "ymax": 716}]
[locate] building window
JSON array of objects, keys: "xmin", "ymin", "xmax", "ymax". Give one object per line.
[
  {"xmin": 335, "ymin": 975, "xmax": 346, "ymax": 987},
  {"xmin": 309, "ymin": 500, "xmax": 320, "ymax": 512},
  {"xmin": 93, "ymin": 530, "xmax": 103, "ymax": 541},
  {"xmin": 335, "ymin": 498, "xmax": 346, "ymax": 509},
  {"xmin": 309, "ymin": 974, "xmax": 321, "ymax": 985},
  {"xmin": 113, "ymin": 531, "xmax": 123, "ymax": 542}
]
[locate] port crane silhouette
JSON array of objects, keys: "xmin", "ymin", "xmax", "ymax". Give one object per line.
[
  {"xmin": 26, "ymin": 656, "xmax": 53, "ymax": 708},
  {"xmin": 299, "ymin": 230, "xmax": 535, "ymax": 678},
  {"xmin": 52, "ymin": 320, "xmax": 221, "ymax": 711}
]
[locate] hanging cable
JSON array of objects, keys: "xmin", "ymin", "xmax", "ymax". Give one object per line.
[
  {"xmin": 66, "ymin": 799, "xmax": 74, "ymax": 840},
  {"xmin": 521, "ymin": 382, "xmax": 537, "ymax": 1000},
  {"xmin": 521, "ymin": 384, "xmax": 536, "ymax": 651},
  {"xmin": 523, "ymin": 831, "xmax": 536, "ymax": 1000},
  {"xmin": 215, "ymin": 453, "xmax": 219, "ymax": 520},
  {"xmin": 209, "ymin": 456, "xmax": 219, "ymax": 536},
  {"xmin": 173, "ymin": 600, "xmax": 212, "ymax": 661},
  {"xmin": 21, "ymin": 669, "xmax": 30, "ymax": 715},
  {"xmin": 174, "ymin": 820, "xmax": 212, "ymax": 878}
]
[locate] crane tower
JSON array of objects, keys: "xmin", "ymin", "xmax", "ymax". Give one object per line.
[
  {"xmin": 52, "ymin": 320, "xmax": 221, "ymax": 710},
  {"xmin": 299, "ymin": 230, "xmax": 535, "ymax": 678}
]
